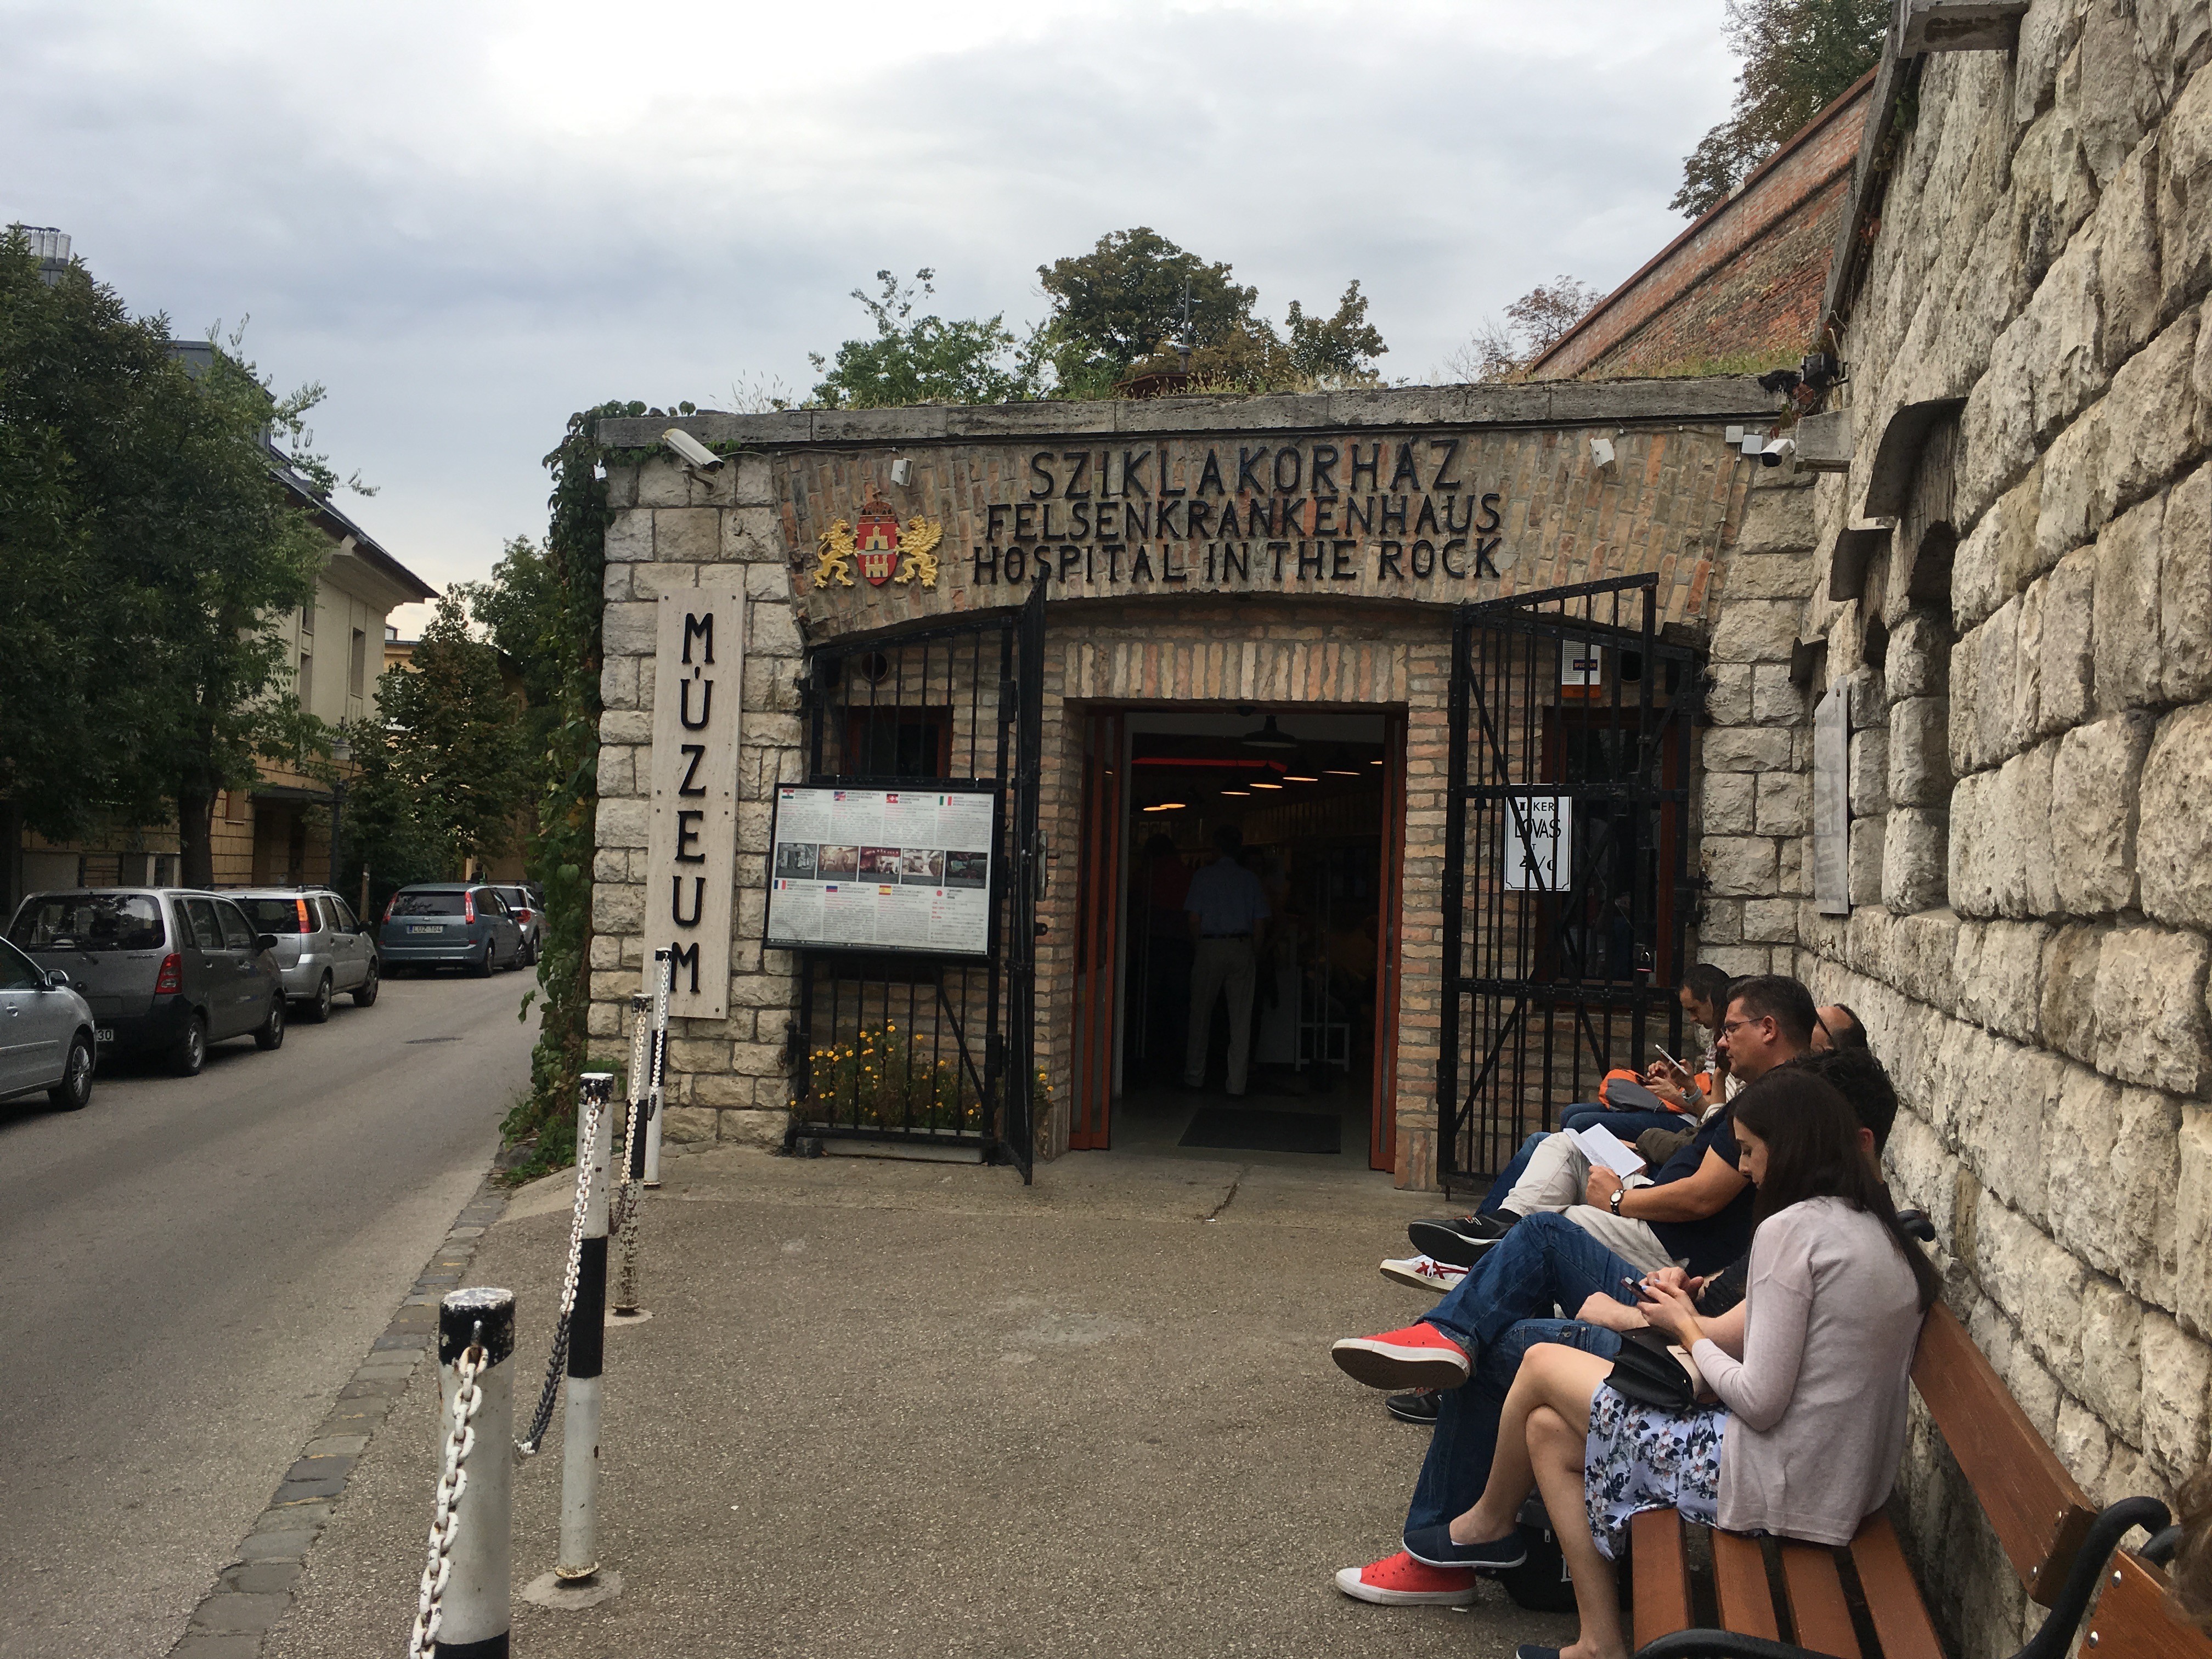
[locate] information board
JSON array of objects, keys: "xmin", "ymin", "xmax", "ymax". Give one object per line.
[
  {"xmin": 765, "ymin": 784, "xmax": 998, "ymax": 959},
  {"xmin": 1503, "ymin": 794, "xmax": 1572, "ymax": 891}
]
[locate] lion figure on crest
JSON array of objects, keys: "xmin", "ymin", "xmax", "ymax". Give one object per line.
[
  {"xmin": 891, "ymin": 518, "xmax": 943, "ymax": 588},
  {"xmin": 813, "ymin": 521, "xmax": 856, "ymax": 588}
]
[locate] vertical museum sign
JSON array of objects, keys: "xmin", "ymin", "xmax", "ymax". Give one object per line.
[{"xmin": 643, "ymin": 575, "xmax": 744, "ymax": 1017}]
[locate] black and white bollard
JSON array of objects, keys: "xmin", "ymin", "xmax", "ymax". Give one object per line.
[
  {"xmin": 557, "ymin": 1074, "xmax": 611, "ymax": 1584},
  {"xmin": 428, "ymin": 1287, "xmax": 513, "ymax": 1659}
]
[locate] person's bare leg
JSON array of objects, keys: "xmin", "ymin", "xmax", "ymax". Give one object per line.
[
  {"xmin": 1530, "ymin": 1404, "xmax": 1629, "ymax": 1659},
  {"xmin": 1446, "ymin": 1341, "xmax": 1612, "ymax": 1545}
]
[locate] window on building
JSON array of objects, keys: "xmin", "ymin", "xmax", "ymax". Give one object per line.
[
  {"xmin": 301, "ymin": 600, "xmax": 315, "ymax": 639},
  {"xmin": 349, "ymin": 628, "xmax": 368, "ymax": 697},
  {"xmin": 298, "ymin": 651, "xmax": 314, "ymax": 712}
]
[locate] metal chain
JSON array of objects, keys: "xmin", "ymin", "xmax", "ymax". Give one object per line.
[
  {"xmin": 408, "ymin": 1329, "xmax": 485, "ymax": 1659},
  {"xmin": 515, "ymin": 1093, "xmax": 602, "ymax": 1458}
]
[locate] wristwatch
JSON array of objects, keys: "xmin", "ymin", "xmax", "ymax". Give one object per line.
[{"xmin": 1609, "ymin": 1185, "xmax": 1627, "ymax": 1215}]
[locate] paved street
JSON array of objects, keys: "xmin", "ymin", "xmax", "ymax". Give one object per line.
[{"xmin": 0, "ymin": 967, "xmax": 534, "ymax": 1659}]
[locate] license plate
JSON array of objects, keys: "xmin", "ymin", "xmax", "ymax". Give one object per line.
[
  {"xmin": 407, "ymin": 924, "xmax": 444, "ymax": 935},
  {"xmin": 95, "ymin": 1028, "xmax": 115, "ymax": 1043}
]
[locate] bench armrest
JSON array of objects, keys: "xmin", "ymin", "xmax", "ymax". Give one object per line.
[{"xmin": 2015, "ymin": 1496, "xmax": 2172, "ymax": 1659}]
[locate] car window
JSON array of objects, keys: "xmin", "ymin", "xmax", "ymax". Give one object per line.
[
  {"xmin": 183, "ymin": 898, "xmax": 225, "ymax": 951},
  {"xmin": 328, "ymin": 895, "xmax": 358, "ymax": 931},
  {"xmin": 480, "ymin": 889, "xmax": 507, "ymax": 916},
  {"xmin": 8, "ymin": 893, "xmax": 166, "ymax": 952},
  {"xmin": 496, "ymin": 887, "xmax": 529, "ymax": 911},
  {"xmin": 239, "ymin": 897, "xmax": 312, "ymax": 933},
  {"xmin": 0, "ymin": 938, "xmax": 43, "ymax": 990},
  {"xmin": 215, "ymin": 900, "xmax": 255, "ymax": 952},
  {"xmin": 392, "ymin": 891, "xmax": 466, "ymax": 916}
]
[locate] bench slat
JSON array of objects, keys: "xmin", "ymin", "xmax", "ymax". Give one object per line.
[
  {"xmin": 1847, "ymin": 1513, "xmax": 1945, "ymax": 1659},
  {"xmin": 1630, "ymin": 1509, "xmax": 1693, "ymax": 1649},
  {"xmin": 1912, "ymin": 1304, "xmax": 2095, "ymax": 1602},
  {"xmin": 2084, "ymin": 1552, "xmax": 2212, "ymax": 1659},
  {"xmin": 1713, "ymin": 1530, "xmax": 1780, "ymax": 1640},
  {"xmin": 1779, "ymin": 1543, "xmax": 1861, "ymax": 1659}
]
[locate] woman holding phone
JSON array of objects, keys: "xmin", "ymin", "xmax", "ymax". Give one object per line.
[{"xmin": 1404, "ymin": 1067, "xmax": 1939, "ymax": 1659}]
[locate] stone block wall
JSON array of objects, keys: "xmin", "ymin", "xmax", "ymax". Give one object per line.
[
  {"xmin": 1783, "ymin": 12, "xmax": 2212, "ymax": 1651},
  {"xmin": 590, "ymin": 454, "xmax": 808, "ymax": 1149}
]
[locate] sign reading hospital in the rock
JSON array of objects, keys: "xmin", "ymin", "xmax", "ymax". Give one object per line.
[
  {"xmin": 808, "ymin": 436, "xmax": 1509, "ymax": 600},
  {"xmin": 765, "ymin": 785, "xmax": 997, "ymax": 960},
  {"xmin": 643, "ymin": 576, "xmax": 744, "ymax": 1017}
]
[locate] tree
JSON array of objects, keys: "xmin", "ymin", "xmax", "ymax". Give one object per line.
[
  {"xmin": 809, "ymin": 270, "xmax": 1039, "ymax": 408},
  {"xmin": 1673, "ymin": 0, "xmax": 1887, "ymax": 218},
  {"xmin": 0, "ymin": 230, "xmax": 331, "ymax": 894},
  {"xmin": 1034, "ymin": 228, "xmax": 1261, "ymax": 396},
  {"xmin": 371, "ymin": 589, "xmax": 531, "ymax": 879},
  {"xmin": 1443, "ymin": 276, "xmax": 1604, "ymax": 381},
  {"xmin": 1285, "ymin": 280, "xmax": 1387, "ymax": 382}
]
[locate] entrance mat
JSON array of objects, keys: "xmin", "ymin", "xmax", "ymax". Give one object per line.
[{"xmin": 1180, "ymin": 1106, "xmax": 1341, "ymax": 1155}]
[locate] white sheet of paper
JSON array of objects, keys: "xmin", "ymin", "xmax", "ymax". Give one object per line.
[{"xmin": 1569, "ymin": 1123, "xmax": 1647, "ymax": 1180}]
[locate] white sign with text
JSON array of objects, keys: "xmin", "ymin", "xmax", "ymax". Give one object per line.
[
  {"xmin": 642, "ymin": 576, "xmax": 745, "ymax": 1017},
  {"xmin": 1503, "ymin": 793, "xmax": 1573, "ymax": 892},
  {"xmin": 765, "ymin": 785, "xmax": 997, "ymax": 959}
]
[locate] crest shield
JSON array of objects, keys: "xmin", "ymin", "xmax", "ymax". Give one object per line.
[{"xmin": 854, "ymin": 498, "xmax": 901, "ymax": 585}]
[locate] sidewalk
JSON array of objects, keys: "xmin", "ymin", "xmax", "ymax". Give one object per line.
[{"xmin": 264, "ymin": 1143, "xmax": 1575, "ymax": 1657}]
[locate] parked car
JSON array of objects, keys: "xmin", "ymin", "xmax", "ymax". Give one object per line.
[
  {"xmin": 229, "ymin": 887, "xmax": 380, "ymax": 1021},
  {"xmin": 0, "ymin": 934, "xmax": 98, "ymax": 1109},
  {"xmin": 376, "ymin": 883, "xmax": 524, "ymax": 977},
  {"xmin": 488, "ymin": 885, "xmax": 543, "ymax": 966},
  {"xmin": 5, "ymin": 889, "xmax": 285, "ymax": 1075}
]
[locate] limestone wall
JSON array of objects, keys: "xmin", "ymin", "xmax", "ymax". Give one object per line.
[{"xmin": 1780, "ymin": 10, "xmax": 2212, "ymax": 1649}]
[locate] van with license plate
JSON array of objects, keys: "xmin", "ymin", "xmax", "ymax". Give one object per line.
[
  {"xmin": 228, "ymin": 887, "xmax": 380, "ymax": 1022},
  {"xmin": 376, "ymin": 884, "xmax": 524, "ymax": 976}
]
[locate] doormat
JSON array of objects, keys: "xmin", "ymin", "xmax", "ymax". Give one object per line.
[{"xmin": 1180, "ymin": 1107, "xmax": 1341, "ymax": 1155}]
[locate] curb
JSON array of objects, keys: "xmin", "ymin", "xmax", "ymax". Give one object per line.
[{"xmin": 168, "ymin": 1180, "xmax": 514, "ymax": 1658}]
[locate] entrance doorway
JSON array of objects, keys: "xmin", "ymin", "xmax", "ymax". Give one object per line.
[{"xmin": 1068, "ymin": 708, "xmax": 1406, "ymax": 1170}]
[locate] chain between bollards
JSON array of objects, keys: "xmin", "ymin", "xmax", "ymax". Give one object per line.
[{"xmin": 411, "ymin": 1288, "xmax": 514, "ymax": 1659}]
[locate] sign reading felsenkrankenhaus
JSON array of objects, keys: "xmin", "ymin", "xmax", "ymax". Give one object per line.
[
  {"xmin": 642, "ymin": 575, "xmax": 744, "ymax": 1017},
  {"xmin": 806, "ymin": 437, "xmax": 1511, "ymax": 601}
]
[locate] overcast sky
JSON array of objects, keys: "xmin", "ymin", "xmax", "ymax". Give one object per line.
[{"xmin": 4, "ymin": 1, "xmax": 1734, "ymax": 634}]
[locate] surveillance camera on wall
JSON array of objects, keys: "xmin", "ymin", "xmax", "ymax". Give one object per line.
[
  {"xmin": 890, "ymin": 457, "xmax": 913, "ymax": 487},
  {"xmin": 1589, "ymin": 436, "xmax": 1616, "ymax": 470},
  {"xmin": 1759, "ymin": 437, "xmax": 1797, "ymax": 469},
  {"xmin": 661, "ymin": 427, "xmax": 723, "ymax": 471}
]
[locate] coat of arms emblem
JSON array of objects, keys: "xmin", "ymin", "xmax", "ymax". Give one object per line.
[{"xmin": 813, "ymin": 496, "xmax": 945, "ymax": 591}]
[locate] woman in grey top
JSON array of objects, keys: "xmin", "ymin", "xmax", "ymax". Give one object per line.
[{"xmin": 1420, "ymin": 1069, "xmax": 1941, "ymax": 1659}]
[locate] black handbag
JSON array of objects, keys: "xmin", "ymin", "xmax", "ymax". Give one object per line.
[
  {"xmin": 1502, "ymin": 1497, "xmax": 1578, "ymax": 1612},
  {"xmin": 1605, "ymin": 1328, "xmax": 1697, "ymax": 1413}
]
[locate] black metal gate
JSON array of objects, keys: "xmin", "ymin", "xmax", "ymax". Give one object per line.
[
  {"xmin": 786, "ymin": 582, "xmax": 1047, "ymax": 1178},
  {"xmin": 1437, "ymin": 575, "xmax": 1702, "ymax": 1188}
]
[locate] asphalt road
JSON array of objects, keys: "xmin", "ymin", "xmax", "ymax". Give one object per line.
[{"xmin": 0, "ymin": 963, "xmax": 535, "ymax": 1659}]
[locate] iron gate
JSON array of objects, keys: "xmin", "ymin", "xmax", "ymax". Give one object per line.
[
  {"xmin": 786, "ymin": 582, "xmax": 1046, "ymax": 1177},
  {"xmin": 1436, "ymin": 575, "xmax": 1702, "ymax": 1188}
]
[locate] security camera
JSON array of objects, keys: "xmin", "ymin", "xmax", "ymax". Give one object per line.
[
  {"xmin": 1588, "ymin": 436, "xmax": 1616, "ymax": 470},
  {"xmin": 890, "ymin": 457, "xmax": 913, "ymax": 487},
  {"xmin": 1759, "ymin": 437, "xmax": 1797, "ymax": 469},
  {"xmin": 661, "ymin": 427, "xmax": 723, "ymax": 471}
]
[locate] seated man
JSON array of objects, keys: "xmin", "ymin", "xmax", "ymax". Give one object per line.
[
  {"xmin": 1332, "ymin": 1043, "xmax": 1903, "ymax": 1605},
  {"xmin": 1443, "ymin": 975, "xmax": 1815, "ymax": 1275}
]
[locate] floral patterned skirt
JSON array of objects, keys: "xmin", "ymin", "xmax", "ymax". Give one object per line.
[{"xmin": 1583, "ymin": 1384, "xmax": 1726, "ymax": 1561}]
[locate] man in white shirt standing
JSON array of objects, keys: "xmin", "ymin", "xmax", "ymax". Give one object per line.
[{"xmin": 1183, "ymin": 825, "xmax": 1270, "ymax": 1098}]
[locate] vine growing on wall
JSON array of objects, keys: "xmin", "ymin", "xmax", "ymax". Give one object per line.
[{"xmin": 499, "ymin": 398, "xmax": 680, "ymax": 1178}]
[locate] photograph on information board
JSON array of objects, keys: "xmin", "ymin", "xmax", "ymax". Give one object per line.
[{"xmin": 765, "ymin": 784, "xmax": 998, "ymax": 959}]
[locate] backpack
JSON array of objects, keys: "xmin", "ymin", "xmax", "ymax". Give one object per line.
[{"xmin": 1501, "ymin": 1495, "xmax": 1577, "ymax": 1612}]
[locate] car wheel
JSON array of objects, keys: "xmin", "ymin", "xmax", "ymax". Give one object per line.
[
  {"xmin": 170, "ymin": 1013, "xmax": 207, "ymax": 1077},
  {"xmin": 304, "ymin": 974, "xmax": 334, "ymax": 1023},
  {"xmin": 49, "ymin": 1035, "xmax": 94, "ymax": 1110},
  {"xmin": 353, "ymin": 960, "xmax": 380, "ymax": 1006},
  {"xmin": 526, "ymin": 936, "xmax": 540, "ymax": 967},
  {"xmin": 254, "ymin": 994, "xmax": 286, "ymax": 1051},
  {"xmin": 471, "ymin": 941, "xmax": 494, "ymax": 978}
]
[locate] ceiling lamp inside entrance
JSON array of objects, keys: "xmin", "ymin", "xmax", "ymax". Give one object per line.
[{"xmin": 1240, "ymin": 715, "xmax": 1300, "ymax": 751}]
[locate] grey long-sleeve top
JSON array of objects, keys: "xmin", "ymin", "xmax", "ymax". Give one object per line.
[{"xmin": 1690, "ymin": 1197, "xmax": 1925, "ymax": 1546}]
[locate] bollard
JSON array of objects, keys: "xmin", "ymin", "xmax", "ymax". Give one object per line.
[
  {"xmin": 428, "ymin": 1287, "xmax": 513, "ymax": 1658},
  {"xmin": 643, "ymin": 949, "xmax": 670, "ymax": 1187},
  {"xmin": 556, "ymin": 1074, "xmax": 612, "ymax": 1583}
]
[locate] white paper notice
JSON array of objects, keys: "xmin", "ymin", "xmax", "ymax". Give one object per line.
[
  {"xmin": 774, "ymin": 787, "xmax": 830, "ymax": 844},
  {"xmin": 765, "ymin": 785, "xmax": 998, "ymax": 958},
  {"xmin": 938, "ymin": 793, "xmax": 995, "ymax": 853}
]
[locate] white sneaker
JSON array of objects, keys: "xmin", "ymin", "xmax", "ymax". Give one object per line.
[{"xmin": 1379, "ymin": 1254, "xmax": 1467, "ymax": 1293}]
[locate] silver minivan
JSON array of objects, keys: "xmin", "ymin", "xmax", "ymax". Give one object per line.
[
  {"xmin": 6, "ymin": 889, "xmax": 287, "ymax": 1075},
  {"xmin": 229, "ymin": 888, "xmax": 380, "ymax": 1022}
]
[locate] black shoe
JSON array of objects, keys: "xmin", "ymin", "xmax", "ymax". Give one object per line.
[
  {"xmin": 1406, "ymin": 1212, "xmax": 1515, "ymax": 1268},
  {"xmin": 1386, "ymin": 1390, "xmax": 1441, "ymax": 1425},
  {"xmin": 1403, "ymin": 1520, "xmax": 1528, "ymax": 1571}
]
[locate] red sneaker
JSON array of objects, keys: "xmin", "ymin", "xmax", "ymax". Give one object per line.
[
  {"xmin": 1331, "ymin": 1322, "xmax": 1470, "ymax": 1390},
  {"xmin": 1333, "ymin": 1549, "xmax": 1480, "ymax": 1605}
]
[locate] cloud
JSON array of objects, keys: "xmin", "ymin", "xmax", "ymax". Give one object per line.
[{"xmin": 3, "ymin": 0, "xmax": 1733, "ymax": 630}]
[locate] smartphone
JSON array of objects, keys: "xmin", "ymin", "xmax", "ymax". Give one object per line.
[{"xmin": 1651, "ymin": 1043, "xmax": 1684, "ymax": 1073}]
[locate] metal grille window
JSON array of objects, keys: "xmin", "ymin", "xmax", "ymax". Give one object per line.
[{"xmin": 1438, "ymin": 575, "xmax": 1702, "ymax": 1188}]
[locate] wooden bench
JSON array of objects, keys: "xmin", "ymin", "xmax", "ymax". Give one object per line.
[{"xmin": 1626, "ymin": 1303, "xmax": 2211, "ymax": 1659}]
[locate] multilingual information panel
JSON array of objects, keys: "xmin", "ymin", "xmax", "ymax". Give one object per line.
[{"xmin": 765, "ymin": 785, "xmax": 997, "ymax": 958}]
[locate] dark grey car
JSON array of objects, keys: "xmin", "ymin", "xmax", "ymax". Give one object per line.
[
  {"xmin": 375, "ymin": 884, "xmax": 524, "ymax": 976},
  {"xmin": 7, "ymin": 889, "xmax": 287, "ymax": 1075}
]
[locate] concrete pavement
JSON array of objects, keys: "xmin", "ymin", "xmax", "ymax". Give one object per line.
[
  {"xmin": 267, "ymin": 1143, "xmax": 1577, "ymax": 1657},
  {"xmin": 0, "ymin": 966, "xmax": 534, "ymax": 1659}
]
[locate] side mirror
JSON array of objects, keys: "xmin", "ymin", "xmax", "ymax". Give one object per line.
[
  {"xmin": 43, "ymin": 968, "xmax": 73, "ymax": 991},
  {"xmin": 256, "ymin": 933, "xmax": 279, "ymax": 952}
]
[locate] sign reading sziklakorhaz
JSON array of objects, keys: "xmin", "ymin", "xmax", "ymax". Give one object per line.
[
  {"xmin": 765, "ymin": 784, "xmax": 997, "ymax": 959},
  {"xmin": 642, "ymin": 576, "xmax": 744, "ymax": 1017}
]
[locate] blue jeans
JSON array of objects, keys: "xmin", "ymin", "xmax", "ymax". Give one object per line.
[
  {"xmin": 1404, "ymin": 1317, "xmax": 1623, "ymax": 1534},
  {"xmin": 1423, "ymin": 1210, "xmax": 1643, "ymax": 1353},
  {"xmin": 1560, "ymin": 1104, "xmax": 1686, "ymax": 1142}
]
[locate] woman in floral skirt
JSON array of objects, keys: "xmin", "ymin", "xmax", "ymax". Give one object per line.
[{"xmin": 1409, "ymin": 1066, "xmax": 1942, "ymax": 1659}]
